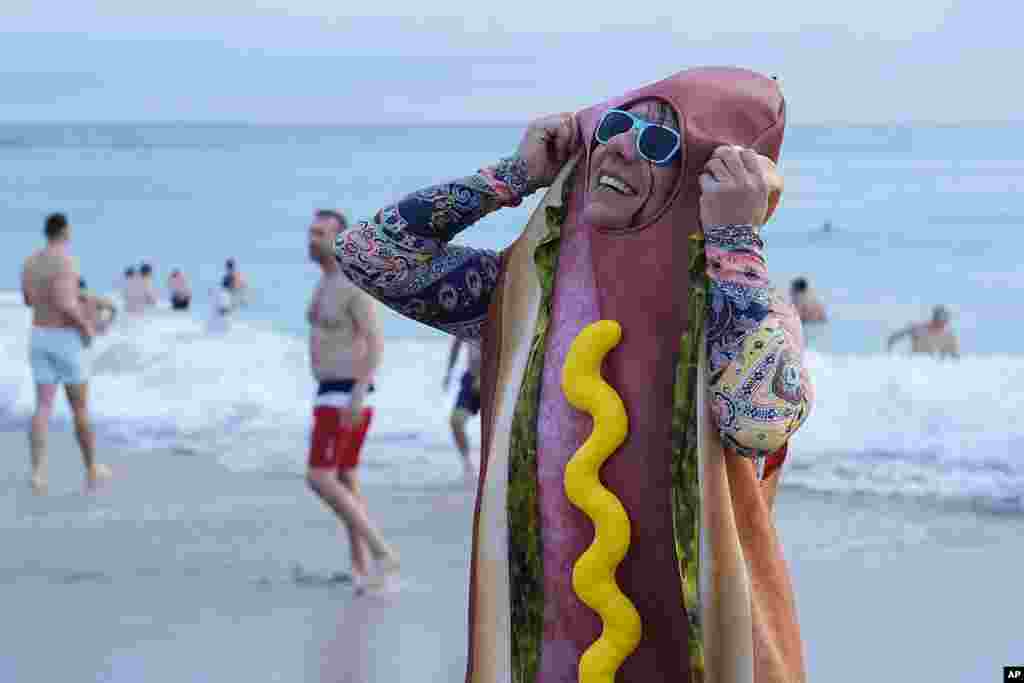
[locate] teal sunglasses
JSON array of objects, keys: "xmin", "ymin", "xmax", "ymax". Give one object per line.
[{"xmin": 594, "ymin": 108, "xmax": 681, "ymax": 165}]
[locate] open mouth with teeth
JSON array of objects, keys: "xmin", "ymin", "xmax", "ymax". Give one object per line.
[{"xmin": 597, "ymin": 174, "xmax": 637, "ymax": 196}]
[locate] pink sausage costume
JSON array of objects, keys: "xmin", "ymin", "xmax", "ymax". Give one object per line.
[{"xmin": 336, "ymin": 66, "xmax": 813, "ymax": 682}]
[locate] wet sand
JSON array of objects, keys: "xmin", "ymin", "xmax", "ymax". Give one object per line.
[{"xmin": 0, "ymin": 428, "xmax": 1020, "ymax": 682}]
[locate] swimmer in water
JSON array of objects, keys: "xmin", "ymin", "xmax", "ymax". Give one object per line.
[
  {"xmin": 168, "ymin": 269, "xmax": 191, "ymax": 311},
  {"xmin": 207, "ymin": 275, "xmax": 236, "ymax": 334},
  {"xmin": 790, "ymin": 277, "xmax": 828, "ymax": 324},
  {"xmin": 138, "ymin": 263, "xmax": 158, "ymax": 308},
  {"xmin": 225, "ymin": 258, "xmax": 249, "ymax": 308},
  {"xmin": 20, "ymin": 213, "xmax": 111, "ymax": 493},
  {"xmin": 123, "ymin": 263, "xmax": 155, "ymax": 315},
  {"xmin": 120, "ymin": 266, "xmax": 135, "ymax": 296},
  {"xmin": 887, "ymin": 305, "xmax": 960, "ymax": 359}
]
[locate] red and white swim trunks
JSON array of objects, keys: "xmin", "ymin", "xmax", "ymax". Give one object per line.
[{"xmin": 308, "ymin": 379, "xmax": 374, "ymax": 470}]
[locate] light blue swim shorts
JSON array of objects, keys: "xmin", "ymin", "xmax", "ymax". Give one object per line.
[{"xmin": 29, "ymin": 327, "xmax": 89, "ymax": 385}]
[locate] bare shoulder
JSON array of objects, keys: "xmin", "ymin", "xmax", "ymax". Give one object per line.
[
  {"xmin": 769, "ymin": 287, "xmax": 802, "ymax": 326},
  {"xmin": 358, "ymin": 286, "xmax": 377, "ymax": 307},
  {"xmin": 53, "ymin": 254, "xmax": 78, "ymax": 279},
  {"xmin": 53, "ymin": 251, "xmax": 80, "ymax": 275},
  {"xmin": 22, "ymin": 249, "xmax": 42, "ymax": 270},
  {"xmin": 353, "ymin": 288, "xmax": 379, "ymax": 320},
  {"xmin": 769, "ymin": 287, "xmax": 798, "ymax": 316},
  {"xmin": 347, "ymin": 280, "xmax": 375, "ymax": 306},
  {"xmin": 767, "ymin": 288, "xmax": 806, "ymax": 347},
  {"xmin": 37, "ymin": 248, "xmax": 74, "ymax": 270}
]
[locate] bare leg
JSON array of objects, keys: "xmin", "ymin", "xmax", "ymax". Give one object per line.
[
  {"xmin": 449, "ymin": 409, "xmax": 477, "ymax": 479},
  {"xmin": 30, "ymin": 384, "xmax": 58, "ymax": 494},
  {"xmin": 338, "ymin": 469, "xmax": 373, "ymax": 577},
  {"xmin": 307, "ymin": 468, "xmax": 398, "ymax": 568},
  {"xmin": 64, "ymin": 383, "xmax": 109, "ymax": 487}
]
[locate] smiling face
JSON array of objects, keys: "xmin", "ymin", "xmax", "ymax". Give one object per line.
[{"xmin": 581, "ymin": 99, "xmax": 682, "ymax": 230}]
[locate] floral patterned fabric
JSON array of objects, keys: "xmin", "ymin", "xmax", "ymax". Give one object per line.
[
  {"xmin": 703, "ymin": 224, "xmax": 813, "ymax": 462},
  {"xmin": 334, "ymin": 156, "xmax": 530, "ymax": 342}
]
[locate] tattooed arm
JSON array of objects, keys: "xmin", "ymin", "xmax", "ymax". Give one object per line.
[
  {"xmin": 334, "ymin": 156, "xmax": 532, "ymax": 342},
  {"xmin": 703, "ymin": 224, "xmax": 814, "ymax": 474}
]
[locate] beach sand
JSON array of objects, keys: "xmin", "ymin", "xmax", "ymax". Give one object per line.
[{"xmin": 0, "ymin": 428, "xmax": 1020, "ymax": 682}]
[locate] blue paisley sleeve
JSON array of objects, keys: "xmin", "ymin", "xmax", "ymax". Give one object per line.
[
  {"xmin": 703, "ymin": 224, "xmax": 814, "ymax": 461},
  {"xmin": 334, "ymin": 156, "xmax": 532, "ymax": 341}
]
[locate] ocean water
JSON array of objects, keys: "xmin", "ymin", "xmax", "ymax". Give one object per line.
[{"xmin": 2, "ymin": 123, "xmax": 1023, "ymax": 511}]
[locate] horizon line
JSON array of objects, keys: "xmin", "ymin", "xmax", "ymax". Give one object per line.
[{"xmin": 3, "ymin": 119, "xmax": 1024, "ymax": 128}]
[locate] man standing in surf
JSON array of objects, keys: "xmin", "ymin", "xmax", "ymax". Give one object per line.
[
  {"xmin": 21, "ymin": 213, "xmax": 111, "ymax": 494},
  {"xmin": 305, "ymin": 209, "xmax": 399, "ymax": 592},
  {"xmin": 335, "ymin": 67, "xmax": 813, "ymax": 682},
  {"xmin": 886, "ymin": 305, "xmax": 960, "ymax": 359},
  {"xmin": 444, "ymin": 336, "xmax": 482, "ymax": 482}
]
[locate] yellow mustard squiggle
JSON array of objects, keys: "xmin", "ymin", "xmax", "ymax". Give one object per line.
[{"xmin": 562, "ymin": 320, "xmax": 641, "ymax": 683}]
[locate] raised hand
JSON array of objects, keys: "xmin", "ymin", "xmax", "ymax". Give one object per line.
[
  {"xmin": 516, "ymin": 112, "xmax": 582, "ymax": 192},
  {"xmin": 699, "ymin": 145, "xmax": 784, "ymax": 228}
]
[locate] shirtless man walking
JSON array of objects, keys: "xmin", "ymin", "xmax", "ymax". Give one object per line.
[
  {"xmin": 20, "ymin": 213, "xmax": 110, "ymax": 493},
  {"xmin": 887, "ymin": 305, "xmax": 960, "ymax": 359},
  {"xmin": 305, "ymin": 209, "xmax": 399, "ymax": 591},
  {"xmin": 442, "ymin": 337, "xmax": 481, "ymax": 481}
]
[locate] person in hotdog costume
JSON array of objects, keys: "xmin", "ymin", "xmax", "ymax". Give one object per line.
[{"xmin": 335, "ymin": 66, "xmax": 814, "ymax": 683}]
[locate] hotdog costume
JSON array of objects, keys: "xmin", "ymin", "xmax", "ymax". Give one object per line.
[{"xmin": 335, "ymin": 66, "xmax": 814, "ymax": 683}]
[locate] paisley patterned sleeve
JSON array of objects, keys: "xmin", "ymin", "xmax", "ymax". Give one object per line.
[
  {"xmin": 703, "ymin": 224, "xmax": 814, "ymax": 463},
  {"xmin": 333, "ymin": 156, "xmax": 532, "ymax": 341}
]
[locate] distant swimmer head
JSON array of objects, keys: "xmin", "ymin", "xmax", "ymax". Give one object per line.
[
  {"xmin": 791, "ymin": 277, "xmax": 809, "ymax": 294},
  {"xmin": 226, "ymin": 259, "xmax": 235, "ymax": 272},
  {"xmin": 140, "ymin": 263, "xmax": 153, "ymax": 277},
  {"xmin": 44, "ymin": 212, "xmax": 69, "ymax": 241},
  {"xmin": 932, "ymin": 304, "xmax": 951, "ymax": 324},
  {"xmin": 125, "ymin": 266, "xmax": 136, "ymax": 278},
  {"xmin": 79, "ymin": 277, "xmax": 87, "ymax": 290},
  {"xmin": 222, "ymin": 274, "xmax": 234, "ymax": 290}
]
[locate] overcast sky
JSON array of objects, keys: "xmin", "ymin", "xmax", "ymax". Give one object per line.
[{"xmin": 0, "ymin": 1, "xmax": 1018, "ymax": 124}]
